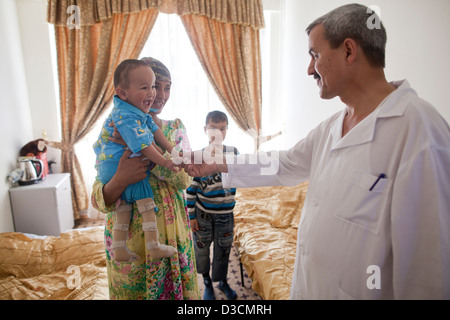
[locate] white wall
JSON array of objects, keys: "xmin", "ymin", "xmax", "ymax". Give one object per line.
[
  {"xmin": 281, "ymin": 0, "xmax": 450, "ymax": 148},
  {"xmin": 0, "ymin": 0, "xmax": 34, "ymax": 232},
  {"xmin": 16, "ymin": 0, "xmax": 60, "ymax": 142},
  {"xmin": 0, "ymin": 0, "xmax": 59, "ymax": 232},
  {"xmin": 17, "ymin": 0, "xmax": 62, "ymax": 173}
]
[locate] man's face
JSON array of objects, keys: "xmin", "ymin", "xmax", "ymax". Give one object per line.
[{"xmin": 307, "ymin": 24, "xmax": 346, "ymax": 100}]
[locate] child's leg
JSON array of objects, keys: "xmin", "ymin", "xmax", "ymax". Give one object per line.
[
  {"xmin": 111, "ymin": 203, "xmax": 140, "ymax": 262},
  {"xmin": 193, "ymin": 211, "xmax": 213, "ymax": 275},
  {"xmin": 212, "ymin": 213, "xmax": 237, "ymax": 299},
  {"xmin": 193, "ymin": 210, "xmax": 215, "ymax": 300},
  {"xmin": 136, "ymin": 198, "xmax": 177, "ymax": 259},
  {"xmin": 211, "ymin": 213, "xmax": 234, "ymax": 282}
]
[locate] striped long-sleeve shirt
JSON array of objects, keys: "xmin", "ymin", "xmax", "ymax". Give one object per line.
[{"xmin": 186, "ymin": 145, "xmax": 238, "ymax": 219}]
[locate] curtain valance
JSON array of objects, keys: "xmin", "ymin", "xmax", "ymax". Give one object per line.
[{"xmin": 47, "ymin": 0, "xmax": 264, "ymax": 29}]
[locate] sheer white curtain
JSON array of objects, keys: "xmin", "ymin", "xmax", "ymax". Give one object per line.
[
  {"xmin": 74, "ymin": 10, "xmax": 283, "ymax": 218},
  {"xmin": 259, "ymin": 8, "xmax": 284, "ymax": 151},
  {"xmin": 139, "ymin": 13, "xmax": 255, "ymax": 152}
]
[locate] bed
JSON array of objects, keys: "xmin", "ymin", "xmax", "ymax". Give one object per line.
[
  {"xmin": 233, "ymin": 182, "xmax": 308, "ymax": 300},
  {"xmin": 1, "ymin": 182, "xmax": 307, "ymax": 301},
  {"xmin": 0, "ymin": 226, "xmax": 108, "ymax": 300}
]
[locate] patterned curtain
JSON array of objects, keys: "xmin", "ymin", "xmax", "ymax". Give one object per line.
[
  {"xmin": 46, "ymin": 0, "xmax": 265, "ymax": 218},
  {"xmin": 177, "ymin": 1, "xmax": 265, "ymax": 151},
  {"xmin": 47, "ymin": 1, "xmax": 159, "ymax": 219}
]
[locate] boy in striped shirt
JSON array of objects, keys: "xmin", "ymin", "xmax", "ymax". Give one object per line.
[{"xmin": 186, "ymin": 111, "xmax": 239, "ymax": 300}]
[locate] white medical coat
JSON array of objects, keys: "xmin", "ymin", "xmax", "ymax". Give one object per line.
[{"xmin": 223, "ymin": 80, "xmax": 450, "ymax": 299}]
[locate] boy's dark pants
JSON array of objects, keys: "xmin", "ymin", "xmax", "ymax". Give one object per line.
[{"xmin": 193, "ymin": 211, "xmax": 234, "ymax": 282}]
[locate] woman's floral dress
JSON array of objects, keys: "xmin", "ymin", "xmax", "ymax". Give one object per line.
[{"xmin": 91, "ymin": 118, "xmax": 200, "ymax": 300}]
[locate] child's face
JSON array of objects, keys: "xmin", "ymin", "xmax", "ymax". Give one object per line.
[
  {"xmin": 117, "ymin": 66, "xmax": 156, "ymax": 114},
  {"xmin": 204, "ymin": 120, "xmax": 228, "ymax": 145}
]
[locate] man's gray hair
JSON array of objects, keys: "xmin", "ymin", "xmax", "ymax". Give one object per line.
[{"xmin": 306, "ymin": 3, "xmax": 387, "ymax": 68}]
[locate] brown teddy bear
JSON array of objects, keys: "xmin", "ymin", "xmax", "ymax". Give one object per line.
[
  {"xmin": 19, "ymin": 139, "xmax": 47, "ymax": 157},
  {"xmin": 19, "ymin": 139, "xmax": 49, "ymax": 177}
]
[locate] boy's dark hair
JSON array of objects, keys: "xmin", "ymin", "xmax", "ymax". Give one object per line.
[
  {"xmin": 205, "ymin": 110, "xmax": 228, "ymax": 125},
  {"xmin": 114, "ymin": 59, "xmax": 150, "ymax": 89}
]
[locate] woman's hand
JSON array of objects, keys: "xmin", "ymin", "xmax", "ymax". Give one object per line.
[
  {"xmin": 118, "ymin": 150, "xmax": 151, "ymax": 184},
  {"xmin": 108, "ymin": 121, "xmax": 126, "ymax": 146},
  {"xmin": 102, "ymin": 150, "xmax": 151, "ymax": 206}
]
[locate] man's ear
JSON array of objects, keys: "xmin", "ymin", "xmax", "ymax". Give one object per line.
[
  {"xmin": 343, "ymin": 38, "xmax": 358, "ymax": 64},
  {"xmin": 116, "ymin": 87, "xmax": 127, "ymax": 100}
]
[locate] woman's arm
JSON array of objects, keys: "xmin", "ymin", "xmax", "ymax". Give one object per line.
[{"xmin": 102, "ymin": 150, "xmax": 151, "ymax": 207}]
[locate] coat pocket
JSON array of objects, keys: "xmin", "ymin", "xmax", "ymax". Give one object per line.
[{"xmin": 333, "ymin": 171, "xmax": 392, "ymax": 235}]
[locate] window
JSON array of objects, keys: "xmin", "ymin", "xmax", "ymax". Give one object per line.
[
  {"xmin": 72, "ymin": 7, "xmax": 283, "ymax": 216},
  {"xmin": 138, "ymin": 10, "xmax": 284, "ymax": 153},
  {"xmin": 139, "ymin": 14, "xmax": 255, "ymax": 153}
]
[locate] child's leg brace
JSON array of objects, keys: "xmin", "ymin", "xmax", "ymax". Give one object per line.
[
  {"xmin": 111, "ymin": 203, "xmax": 140, "ymax": 262},
  {"xmin": 136, "ymin": 198, "xmax": 177, "ymax": 259}
]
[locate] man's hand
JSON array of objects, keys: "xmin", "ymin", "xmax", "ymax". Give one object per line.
[{"xmin": 185, "ymin": 162, "xmax": 227, "ymax": 177}]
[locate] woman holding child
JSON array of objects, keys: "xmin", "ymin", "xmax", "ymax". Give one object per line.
[{"xmin": 91, "ymin": 57, "xmax": 200, "ymax": 300}]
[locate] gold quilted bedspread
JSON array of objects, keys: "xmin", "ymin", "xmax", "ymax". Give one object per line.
[
  {"xmin": 233, "ymin": 182, "xmax": 308, "ymax": 300},
  {"xmin": 0, "ymin": 182, "xmax": 308, "ymax": 301},
  {"xmin": 0, "ymin": 227, "xmax": 108, "ymax": 300}
]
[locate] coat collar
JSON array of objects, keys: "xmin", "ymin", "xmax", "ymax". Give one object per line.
[{"xmin": 330, "ymin": 80, "xmax": 416, "ymax": 150}]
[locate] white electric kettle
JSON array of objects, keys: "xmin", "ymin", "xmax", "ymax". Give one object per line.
[{"xmin": 18, "ymin": 157, "xmax": 44, "ymax": 186}]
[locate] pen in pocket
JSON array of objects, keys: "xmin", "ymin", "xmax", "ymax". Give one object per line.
[{"xmin": 369, "ymin": 173, "xmax": 386, "ymax": 191}]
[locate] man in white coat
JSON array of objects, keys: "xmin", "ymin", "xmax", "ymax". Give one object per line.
[{"xmin": 186, "ymin": 4, "xmax": 450, "ymax": 299}]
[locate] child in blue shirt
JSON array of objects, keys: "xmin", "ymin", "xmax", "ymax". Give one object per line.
[
  {"xmin": 186, "ymin": 111, "xmax": 239, "ymax": 300},
  {"xmin": 94, "ymin": 59, "xmax": 181, "ymax": 262}
]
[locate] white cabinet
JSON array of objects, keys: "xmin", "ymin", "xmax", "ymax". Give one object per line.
[{"xmin": 9, "ymin": 173, "xmax": 74, "ymax": 236}]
